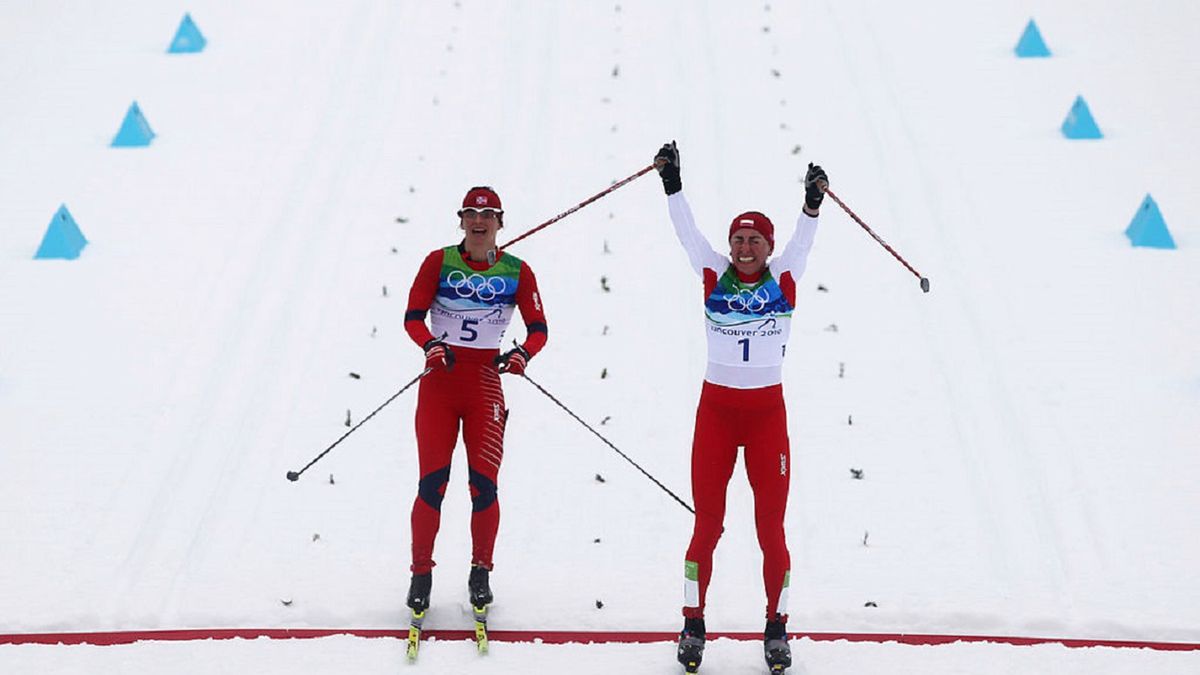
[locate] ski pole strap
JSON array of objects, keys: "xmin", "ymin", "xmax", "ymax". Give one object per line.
[
  {"xmin": 519, "ymin": 373, "xmax": 695, "ymax": 514},
  {"xmin": 288, "ymin": 367, "xmax": 432, "ymax": 481},
  {"xmin": 824, "ymin": 187, "xmax": 930, "ymax": 292},
  {"xmin": 499, "ymin": 164, "xmax": 658, "ymax": 251}
]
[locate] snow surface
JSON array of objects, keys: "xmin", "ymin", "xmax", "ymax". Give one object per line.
[{"xmin": 1, "ymin": 0, "xmax": 1198, "ymax": 672}]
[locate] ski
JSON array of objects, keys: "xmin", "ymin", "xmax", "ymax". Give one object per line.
[
  {"xmin": 472, "ymin": 603, "xmax": 489, "ymax": 654},
  {"xmin": 405, "ymin": 571, "xmax": 432, "ymax": 661},
  {"xmin": 406, "ymin": 608, "xmax": 425, "ymax": 661},
  {"xmin": 467, "ymin": 565, "xmax": 492, "ymax": 655}
]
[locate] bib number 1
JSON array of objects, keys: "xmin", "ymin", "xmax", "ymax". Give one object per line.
[{"xmin": 737, "ymin": 337, "xmax": 750, "ymax": 362}]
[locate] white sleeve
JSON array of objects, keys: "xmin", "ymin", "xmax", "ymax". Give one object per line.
[
  {"xmin": 667, "ymin": 192, "xmax": 728, "ymax": 276},
  {"xmin": 772, "ymin": 211, "xmax": 819, "ymax": 279}
]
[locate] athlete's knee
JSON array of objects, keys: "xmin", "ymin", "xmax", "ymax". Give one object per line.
[
  {"xmin": 756, "ymin": 526, "xmax": 790, "ymax": 559},
  {"xmin": 688, "ymin": 514, "xmax": 725, "ymax": 552},
  {"xmin": 418, "ymin": 466, "xmax": 452, "ymax": 511},
  {"xmin": 468, "ymin": 468, "xmax": 498, "ymax": 513}
]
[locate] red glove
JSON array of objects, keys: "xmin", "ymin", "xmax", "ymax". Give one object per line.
[
  {"xmin": 423, "ymin": 338, "xmax": 456, "ymax": 372},
  {"xmin": 493, "ymin": 345, "xmax": 529, "ymax": 375}
]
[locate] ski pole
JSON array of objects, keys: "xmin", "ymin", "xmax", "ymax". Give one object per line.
[
  {"xmin": 286, "ymin": 368, "xmax": 432, "ymax": 482},
  {"xmin": 823, "ymin": 187, "xmax": 931, "ymax": 293},
  {"xmin": 498, "ymin": 164, "xmax": 658, "ymax": 250},
  {"xmin": 518, "ymin": 372, "xmax": 695, "ymax": 514}
]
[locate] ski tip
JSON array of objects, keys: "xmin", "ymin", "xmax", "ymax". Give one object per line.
[
  {"xmin": 474, "ymin": 622, "xmax": 489, "ymax": 655},
  {"xmin": 406, "ymin": 618, "xmax": 423, "ymax": 662}
]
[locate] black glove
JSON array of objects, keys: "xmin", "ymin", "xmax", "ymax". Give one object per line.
[
  {"xmin": 804, "ymin": 162, "xmax": 828, "ymax": 211},
  {"xmin": 493, "ymin": 345, "xmax": 530, "ymax": 375},
  {"xmin": 423, "ymin": 337, "xmax": 456, "ymax": 372},
  {"xmin": 654, "ymin": 141, "xmax": 682, "ymax": 195}
]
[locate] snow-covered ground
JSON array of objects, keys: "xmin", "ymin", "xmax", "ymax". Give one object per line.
[
  {"xmin": 5, "ymin": 634, "xmax": 1200, "ymax": 675},
  {"xmin": 1, "ymin": 1, "xmax": 1197, "ymax": 672}
]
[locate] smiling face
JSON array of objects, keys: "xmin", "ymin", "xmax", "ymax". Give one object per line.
[
  {"xmin": 459, "ymin": 208, "xmax": 502, "ymax": 248},
  {"xmin": 729, "ymin": 227, "xmax": 772, "ymax": 276}
]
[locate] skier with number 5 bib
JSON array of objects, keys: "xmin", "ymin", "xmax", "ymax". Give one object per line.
[
  {"xmin": 402, "ymin": 186, "xmax": 548, "ymax": 634},
  {"xmin": 653, "ymin": 142, "xmax": 827, "ymax": 675}
]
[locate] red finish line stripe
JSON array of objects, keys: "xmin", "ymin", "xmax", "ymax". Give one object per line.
[{"xmin": 1, "ymin": 629, "xmax": 1197, "ymax": 651}]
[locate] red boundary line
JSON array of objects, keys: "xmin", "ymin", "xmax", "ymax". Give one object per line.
[{"xmin": 1, "ymin": 629, "xmax": 1198, "ymax": 651}]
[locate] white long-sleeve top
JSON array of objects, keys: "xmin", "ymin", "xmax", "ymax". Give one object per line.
[{"xmin": 667, "ymin": 191, "xmax": 818, "ymax": 389}]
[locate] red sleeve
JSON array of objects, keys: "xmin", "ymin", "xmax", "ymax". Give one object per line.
[
  {"xmin": 702, "ymin": 268, "xmax": 718, "ymax": 300},
  {"xmin": 404, "ymin": 250, "xmax": 443, "ymax": 348},
  {"xmin": 779, "ymin": 270, "xmax": 796, "ymax": 307},
  {"xmin": 515, "ymin": 262, "xmax": 548, "ymax": 358}
]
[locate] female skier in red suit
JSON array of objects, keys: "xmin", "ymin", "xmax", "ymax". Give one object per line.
[
  {"xmin": 402, "ymin": 186, "xmax": 547, "ymax": 618},
  {"xmin": 654, "ymin": 142, "xmax": 827, "ymax": 675}
]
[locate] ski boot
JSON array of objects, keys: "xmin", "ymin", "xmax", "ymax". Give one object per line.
[
  {"xmin": 468, "ymin": 565, "xmax": 493, "ymax": 607},
  {"xmin": 406, "ymin": 573, "xmax": 432, "ymax": 661},
  {"xmin": 676, "ymin": 617, "xmax": 706, "ymax": 674},
  {"xmin": 764, "ymin": 618, "xmax": 792, "ymax": 674},
  {"xmin": 407, "ymin": 572, "xmax": 432, "ymax": 612},
  {"xmin": 468, "ymin": 565, "xmax": 492, "ymax": 654}
]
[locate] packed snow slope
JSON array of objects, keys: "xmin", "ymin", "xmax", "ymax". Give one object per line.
[{"xmin": 1, "ymin": 0, "xmax": 1198, "ymax": 654}]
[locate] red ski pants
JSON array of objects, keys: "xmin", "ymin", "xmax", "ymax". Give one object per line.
[
  {"xmin": 410, "ymin": 351, "xmax": 507, "ymax": 575},
  {"xmin": 683, "ymin": 381, "xmax": 791, "ymax": 621}
]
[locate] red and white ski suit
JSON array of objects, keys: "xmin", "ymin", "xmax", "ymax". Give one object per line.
[
  {"xmin": 667, "ymin": 192, "xmax": 818, "ymax": 622},
  {"xmin": 404, "ymin": 244, "xmax": 547, "ymax": 574}
]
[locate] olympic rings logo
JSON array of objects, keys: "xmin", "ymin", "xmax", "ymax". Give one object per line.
[
  {"xmin": 446, "ymin": 270, "xmax": 508, "ymax": 301},
  {"xmin": 725, "ymin": 288, "xmax": 770, "ymax": 313}
]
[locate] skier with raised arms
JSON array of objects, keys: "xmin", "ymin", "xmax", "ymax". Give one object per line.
[
  {"xmin": 654, "ymin": 141, "xmax": 827, "ymax": 675},
  {"xmin": 401, "ymin": 186, "xmax": 548, "ymax": 656}
]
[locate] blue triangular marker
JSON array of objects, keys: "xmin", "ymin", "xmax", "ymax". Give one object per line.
[
  {"xmin": 1015, "ymin": 18, "xmax": 1051, "ymax": 57},
  {"xmin": 34, "ymin": 204, "xmax": 89, "ymax": 260},
  {"xmin": 111, "ymin": 101, "xmax": 155, "ymax": 147},
  {"xmin": 1061, "ymin": 95, "xmax": 1102, "ymax": 139},
  {"xmin": 1124, "ymin": 194, "xmax": 1176, "ymax": 249},
  {"xmin": 167, "ymin": 13, "xmax": 207, "ymax": 53}
]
